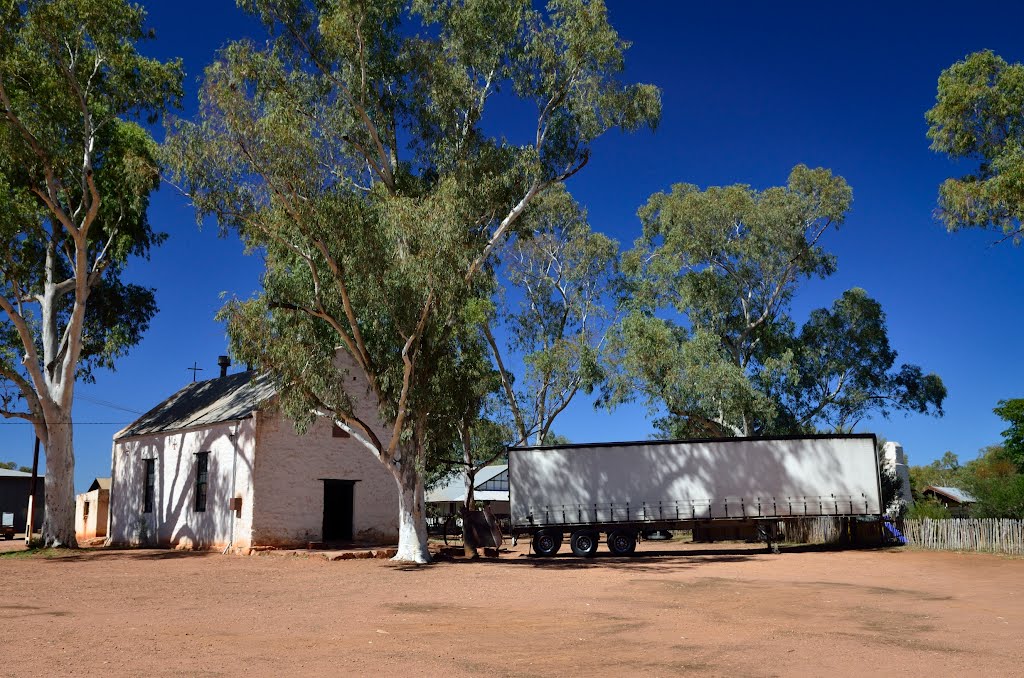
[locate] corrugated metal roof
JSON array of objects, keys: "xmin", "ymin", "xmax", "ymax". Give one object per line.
[
  {"xmin": 426, "ymin": 465, "xmax": 508, "ymax": 503},
  {"xmin": 0, "ymin": 468, "xmax": 32, "ymax": 478},
  {"xmin": 927, "ymin": 486, "xmax": 978, "ymax": 504},
  {"xmin": 115, "ymin": 371, "xmax": 277, "ymax": 440}
]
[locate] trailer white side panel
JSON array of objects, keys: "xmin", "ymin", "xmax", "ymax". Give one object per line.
[{"xmin": 509, "ymin": 437, "xmax": 881, "ymax": 527}]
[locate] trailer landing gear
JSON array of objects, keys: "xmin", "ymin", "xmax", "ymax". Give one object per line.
[{"xmin": 758, "ymin": 522, "xmax": 780, "ymax": 554}]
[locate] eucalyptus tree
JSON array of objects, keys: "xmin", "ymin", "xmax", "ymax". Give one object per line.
[
  {"xmin": 483, "ymin": 188, "xmax": 618, "ymax": 446},
  {"xmin": 169, "ymin": 0, "xmax": 659, "ymax": 562},
  {"xmin": 606, "ymin": 166, "xmax": 944, "ymax": 438},
  {"xmin": 762, "ymin": 288, "xmax": 946, "ymax": 434},
  {"xmin": 927, "ymin": 50, "xmax": 1024, "ymax": 244},
  {"xmin": 993, "ymin": 399, "xmax": 1024, "ymax": 472},
  {"xmin": 0, "ymin": 0, "xmax": 181, "ymax": 546}
]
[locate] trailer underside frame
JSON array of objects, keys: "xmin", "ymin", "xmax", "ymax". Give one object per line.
[{"xmin": 512, "ymin": 514, "xmax": 884, "ymax": 557}]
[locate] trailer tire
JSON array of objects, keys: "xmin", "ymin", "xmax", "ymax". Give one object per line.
[
  {"xmin": 570, "ymin": 530, "xmax": 600, "ymax": 557},
  {"xmin": 532, "ymin": 529, "xmax": 561, "ymax": 557},
  {"xmin": 606, "ymin": 529, "xmax": 637, "ymax": 556}
]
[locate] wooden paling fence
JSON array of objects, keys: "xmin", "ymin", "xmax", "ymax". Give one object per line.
[
  {"xmin": 898, "ymin": 518, "xmax": 1024, "ymax": 556},
  {"xmin": 780, "ymin": 517, "xmax": 1024, "ymax": 555}
]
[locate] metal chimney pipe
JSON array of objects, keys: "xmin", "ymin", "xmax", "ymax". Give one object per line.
[{"xmin": 217, "ymin": 355, "xmax": 231, "ymax": 378}]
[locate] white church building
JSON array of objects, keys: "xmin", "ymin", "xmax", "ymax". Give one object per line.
[{"xmin": 107, "ymin": 358, "xmax": 399, "ymax": 552}]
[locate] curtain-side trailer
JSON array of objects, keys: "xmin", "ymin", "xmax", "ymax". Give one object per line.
[{"xmin": 508, "ymin": 434, "xmax": 883, "ymax": 557}]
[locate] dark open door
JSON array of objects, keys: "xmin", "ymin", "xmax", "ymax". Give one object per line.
[{"xmin": 322, "ymin": 479, "xmax": 355, "ymax": 542}]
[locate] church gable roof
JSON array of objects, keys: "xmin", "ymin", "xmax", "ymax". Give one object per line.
[{"xmin": 115, "ymin": 371, "xmax": 277, "ymax": 440}]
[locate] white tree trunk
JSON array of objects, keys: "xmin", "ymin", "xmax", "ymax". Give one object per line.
[
  {"xmin": 41, "ymin": 414, "xmax": 78, "ymax": 548},
  {"xmin": 391, "ymin": 453, "xmax": 431, "ymax": 564}
]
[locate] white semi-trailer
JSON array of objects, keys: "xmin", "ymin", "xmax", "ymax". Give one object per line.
[{"xmin": 508, "ymin": 434, "xmax": 882, "ymax": 557}]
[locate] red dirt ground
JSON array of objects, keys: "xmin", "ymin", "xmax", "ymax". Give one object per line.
[{"xmin": 1, "ymin": 539, "xmax": 1021, "ymax": 677}]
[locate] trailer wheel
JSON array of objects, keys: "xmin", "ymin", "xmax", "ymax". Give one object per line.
[
  {"xmin": 570, "ymin": 530, "xmax": 600, "ymax": 557},
  {"xmin": 532, "ymin": 529, "xmax": 561, "ymax": 557},
  {"xmin": 606, "ymin": 529, "xmax": 636, "ymax": 556}
]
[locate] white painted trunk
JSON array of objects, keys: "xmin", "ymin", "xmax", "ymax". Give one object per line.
[
  {"xmin": 391, "ymin": 455, "xmax": 431, "ymax": 564},
  {"xmin": 41, "ymin": 417, "xmax": 78, "ymax": 547}
]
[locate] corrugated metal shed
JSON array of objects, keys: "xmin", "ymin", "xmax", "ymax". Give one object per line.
[
  {"xmin": 115, "ymin": 371, "xmax": 277, "ymax": 440},
  {"xmin": 926, "ymin": 486, "xmax": 978, "ymax": 504},
  {"xmin": 0, "ymin": 468, "xmax": 32, "ymax": 478},
  {"xmin": 426, "ymin": 465, "xmax": 508, "ymax": 503}
]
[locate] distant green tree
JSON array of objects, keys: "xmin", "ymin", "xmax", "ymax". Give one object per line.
[
  {"xmin": 909, "ymin": 445, "xmax": 1024, "ymax": 519},
  {"xmin": 0, "ymin": 0, "xmax": 181, "ymax": 546},
  {"xmin": 926, "ymin": 50, "xmax": 1024, "ymax": 244},
  {"xmin": 993, "ymin": 399, "xmax": 1024, "ymax": 471},
  {"xmin": 908, "ymin": 450, "xmax": 962, "ymax": 497},
  {"xmin": 540, "ymin": 431, "xmax": 571, "ymax": 446},
  {"xmin": 960, "ymin": 445, "xmax": 1024, "ymax": 519},
  {"xmin": 484, "ymin": 188, "xmax": 618, "ymax": 446},
  {"xmin": 604, "ymin": 167, "xmax": 944, "ymax": 437}
]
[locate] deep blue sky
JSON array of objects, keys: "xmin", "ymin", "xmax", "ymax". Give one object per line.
[{"xmin": 4, "ymin": 2, "xmax": 1023, "ymax": 491}]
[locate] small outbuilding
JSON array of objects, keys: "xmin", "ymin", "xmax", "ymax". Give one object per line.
[
  {"xmin": 107, "ymin": 355, "xmax": 398, "ymax": 552},
  {"xmin": 75, "ymin": 477, "xmax": 110, "ymax": 542},
  {"xmin": 0, "ymin": 468, "xmax": 44, "ymax": 536},
  {"xmin": 922, "ymin": 485, "xmax": 977, "ymax": 517},
  {"xmin": 426, "ymin": 464, "xmax": 510, "ymax": 519}
]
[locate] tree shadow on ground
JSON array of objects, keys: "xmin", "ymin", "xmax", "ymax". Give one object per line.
[
  {"xmin": 425, "ymin": 546, "xmax": 759, "ymax": 572},
  {"xmin": 27, "ymin": 547, "xmax": 221, "ymax": 564},
  {"xmin": 416, "ymin": 541, "xmax": 907, "ymax": 572}
]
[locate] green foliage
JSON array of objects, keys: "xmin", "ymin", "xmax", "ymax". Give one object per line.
[
  {"xmin": 993, "ymin": 399, "xmax": 1024, "ymax": 471},
  {"xmin": 926, "ymin": 50, "xmax": 1024, "ymax": 243},
  {"xmin": 0, "ymin": 0, "xmax": 181, "ymax": 413},
  {"xmin": 487, "ymin": 187, "xmax": 619, "ymax": 444},
  {"xmin": 169, "ymin": 0, "xmax": 657, "ymax": 557},
  {"xmin": 0, "ymin": 0, "xmax": 180, "ymax": 546},
  {"xmin": 540, "ymin": 431, "xmax": 571, "ymax": 446},
  {"xmin": 966, "ymin": 475, "xmax": 1024, "ymax": 519},
  {"xmin": 605, "ymin": 167, "xmax": 944, "ymax": 437},
  {"xmin": 0, "ymin": 460, "xmax": 30, "ymax": 472},
  {"xmin": 959, "ymin": 444, "xmax": 1024, "ymax": 519},
  {"xmin": 775, "ymin": 289, "xmax": 947, "ymax": 432},
  {"xmin": 909, "ymin": 445, "xmax": 1024, "ymax": 519},
  {"xmin": 907, "ymin": 499, "xmax": 952, "ymax": 519},
  {"xmin": 908, "ymin": 450, "xmax": 963, "ymax": 496}
]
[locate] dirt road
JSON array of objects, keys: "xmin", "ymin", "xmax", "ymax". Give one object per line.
[{"xmin": 0, "ymin": 541, "xmax": 1020, "ymax": 676}]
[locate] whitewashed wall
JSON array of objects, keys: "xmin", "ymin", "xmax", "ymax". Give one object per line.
[
  {"xmin": 107, "ymin": 418, "xmax": 257, "ymax": 551},
  {"xmin": 108, "ymin": 353, "xmax": 398, "ymax": 551},
  {"xmin": 74, "ymin": 488, "xmax": 108, "ymax": 541},
  {"xmin": 250, "ymin": 361, "xmax": 399, "ymax": 545}
]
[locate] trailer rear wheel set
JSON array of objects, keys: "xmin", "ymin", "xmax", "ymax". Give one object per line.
[{"xmin": 530, "ymin": 528, "xmax": 640, "ymax": 557}]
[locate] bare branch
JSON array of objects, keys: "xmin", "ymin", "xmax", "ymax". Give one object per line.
[
  {"xmin": 0, "ymin": 295, "xmax": 47, "ymax": 397},
  {"xmin": 466, "ymin": 181, "xmax": 543, "ymax": 282},
  {"xmin": 482, "ymin": 319, "xmax": 529, "ymax": 442}
]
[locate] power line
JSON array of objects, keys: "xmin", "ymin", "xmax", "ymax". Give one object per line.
[
  {"xmin": 0, "ymin": 421, "xmax": 130, "ymax": 426},
  {"xmin": 77, "ymin": 394, "xmax": 144, "ymax": 415}
]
